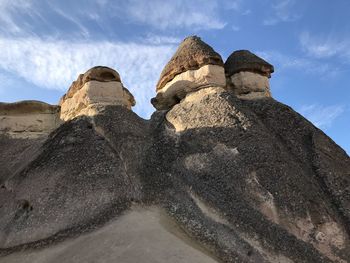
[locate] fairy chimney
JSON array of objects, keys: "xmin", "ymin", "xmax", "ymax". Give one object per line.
[
  {"xmin": 151, "ymin": 36, "xmax": 226, "ymax": 110},
  {"xmin": 224, "ymin": 50, "xmax": 274, "ymax": 99},
  {"xmin": 59, "ymin": 66, "xmax": 135, "ymax": 121}
]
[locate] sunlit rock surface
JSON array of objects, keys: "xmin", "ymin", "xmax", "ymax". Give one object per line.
[
  {"xmin": 0, "ymin": 39, "xmax": 349, "ymax": 263},
  {"xmin": 59, "ymin": 66, "xmax": 135, "ymax": 121},
  {"xmin": 152, "ymin": 36, "xmax": 225, "ymax": 110},
  {"xmin": 0, "ymin": 101, "xmax": 61, "ymax": 138}
]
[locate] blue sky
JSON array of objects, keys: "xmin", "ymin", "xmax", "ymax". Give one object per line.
[{"xmin": 0, "ymin": 0, "xmax": 349, "ymax": 154}]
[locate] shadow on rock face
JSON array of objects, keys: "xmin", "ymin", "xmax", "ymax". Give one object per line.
[{"xmin": 0, "ymin": 92, "xmax": 349, "ymax": 263}]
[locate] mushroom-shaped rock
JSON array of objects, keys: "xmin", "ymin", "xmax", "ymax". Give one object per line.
[
  {"xmin": 0, "ymin": 100, "xmax": 61, "ymax": 138},
  {"xmin": 225, "ymin": 50, "xmax": 274, "ymax": 99},
  {"xmin": 59, "ymin": 66, "xmax": 135, "ymax": 121},
  {"xmin": 151, "ymin": 36, "xmax": 226, "ymax": 110}
]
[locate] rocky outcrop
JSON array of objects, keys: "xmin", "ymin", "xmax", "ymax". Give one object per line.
[
  {"xmin": 225, "ymin": 50, "xmax": 274, "ymax": 99},
  {"xmin": 59, "ymin": 66, "xmax": 135, "ymax": 121},
  {"xmin": 0, "ymin": 37, "xmax": 349, "ymax": 263},
  {"xmin": 0, "ymin": 101, "xmax": 61, "ymax": 138},
  {"xmin": 1, "ymin": 91, "xmax": 349, "ymax": 262},
  {"xmin": 151, "ymin": 36, "xmax": 225, "ymax": 110}
]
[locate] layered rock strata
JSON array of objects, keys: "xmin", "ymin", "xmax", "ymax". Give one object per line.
[
  {"xmin": 225, "ymin": 50, "xmax": 274, "ymax": 99},
  {"xmin": 0, "ymin": 100, "xmax": 61, "ymax": 138},
  {"xmin": 59, "ymin": 66, "xmax": 135, "ymax": 121},
  {"xmin": 151, "ymin": 36, "xmax": 226, "ymax": 110}
]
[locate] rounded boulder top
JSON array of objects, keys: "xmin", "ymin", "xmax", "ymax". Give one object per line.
[
  {"xmin": 61, "ymin": 66, "xmax": 122, "ymax": 102},
  {"xmin": 224, "ymin": 50, "xmax": 274, "ymax": 77},
  {"xmin": 82, "ymin": 66, "xmax": 121, "ymax": 84},
  {"xmin": 156, "ymin": 36, "xmax": 224, "ymax": 91}
]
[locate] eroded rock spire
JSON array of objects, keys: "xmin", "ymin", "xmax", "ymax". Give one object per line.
[
  {"xmin": 59, "ymin": 66, "xmax": 135, "ymax": 121},
  {"xmin": 224, "ymin": 50, "xmax": 274, "ymax": 99},
  {"xmin": 151, "ymin": 36, "xmax": 226, "ymax": 110}
]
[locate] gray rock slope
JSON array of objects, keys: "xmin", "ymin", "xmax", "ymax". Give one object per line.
[{"xmin": 0, "ymin": 88, "xmax": 349, "ymax": 262}]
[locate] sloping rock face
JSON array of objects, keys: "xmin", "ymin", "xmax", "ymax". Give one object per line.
[
  {"xmin": 152, "ymin": 36, "xmax": 225, "ymax": 110},
  {"xmin": 59, "ymin": 66, "xmax": 135, "ymax": 121},
  {"xmin": 0, "ymin": 101, "xmax": 61, "ymax": 185},
  {"xmin": 0, "ymin": 88, "xmax": 349, "ymax": 262},
  {"xmin": 0, "ymin": 101, "xmax": 61, "ymax": 138},
  {"xmin": 225, "ymin": 50, "xmax": 274, "ymax": 99}
]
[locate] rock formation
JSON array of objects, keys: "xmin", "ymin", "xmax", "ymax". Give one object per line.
[
  {"xmin": 0, "ymin": 100, "xmax": 61, "ymax": 138},
  {"xmin": 225, "ymin": 50, "xmax": 274, "ymax": 99},
  {"xmin": 59, "ymin": 66, "xmax": 135, "ymax": 121},
  {"xmin": 151, "ymin": 36, "xmax": 226, "ymax": 110},
  {"xmin": 0, "ymin": 37, "xmax": 349, "ymax": 263}
]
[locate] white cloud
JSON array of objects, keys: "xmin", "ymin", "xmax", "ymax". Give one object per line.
[
  {"xmin": 263, "ymin": 0, "xmax": 300, "ymax": 26},
  {"xmin": 222, "ymin": 0, "xmax": 242, "ymax": 11},
  {"xmin": 299, "ymin": 104, "xmax": 345, "ymax": 129},
  {"xmin": 122, "ymin": 0, "xmax": 226, "ymax": 30},
  {"xmin": 231, "ymin": 25, "xmax": 241, "ymax": 32},
  {"xmin": 142, "ymin": 34, "xmax": 181, "ymax": 45},
  {"xmin": 300, "ymin": 32, "xmax": 350, "ymax": 60},
  {"xmin": 0, "ymin": 0, "xmax": 34, "ymax": 34},
  {"xmin": 47, "ymin": 2, "xmax": 90, "ymax": 38},
  {"xmin": 256, "ymin": 50, "xmax": 338, "ymax": 76},
  {"xmin": 0, "ymin": 37, "xmax": 176, "ymax": 118},
  {"xmin": 0, "ymin": 0, "xmax": 228, "ymax": 38}
]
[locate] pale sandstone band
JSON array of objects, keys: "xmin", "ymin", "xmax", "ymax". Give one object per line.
[{"xmin": 0, "ymin": 36, "xmax": 274, "ymax": 138}]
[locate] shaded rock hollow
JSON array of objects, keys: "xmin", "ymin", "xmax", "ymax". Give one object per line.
[{"xmin": 0, "ymin": 36, "xmax": 349, "ymax": 263}]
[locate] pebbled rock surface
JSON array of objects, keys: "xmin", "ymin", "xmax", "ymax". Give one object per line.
[
  {"xmin": 0, "ymin": 90, "xmax": 349, "ymax": 262},
  {"xmin": 225, "ymin": 50, "xmax": 274, "ymax": 77}
]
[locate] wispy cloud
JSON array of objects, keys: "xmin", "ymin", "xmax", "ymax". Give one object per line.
[
  {"xmin": 222, "ymin": 0, "xmax": 242, "ymax": 11},
  {"xmin": 300, "ymin": 32, "xmax": 350, "ymax": 60},
  {"xmin": 263, "ymin": 0, "xmax": 300, "ymax": 26},
  {"xmin": 142, "ymin": 34, "xmax": 181, "ymax": 45},
  {"xmin": 121, "ymin": 0, "xmax": 226, "ymax": 30},
  {"xmin": 0, "ymin": 37, "xmax": 176, "ymax": 118},
  {"xmin": 257, "ymin": 50, "xmax": 338, "ymax": 76},
  {"xmin": 0, "ymin": 0, "xmax": 229, "ymax": 38},
  {"xmin": 47, "ymin": 2, "xmax": 90, "ymax": 38},
  {"xmin": 299, "ymin": 104, "xmax": 345, "ymax": 129},
  {"xmin": 231, "ymin": 25, "xmax": 241, "ymax": 32},
  {"xmin": 0, "ymin": 0, "xmax": 34, "ymax": 34}
]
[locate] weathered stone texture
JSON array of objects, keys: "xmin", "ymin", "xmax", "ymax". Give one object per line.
[
  {"xmin": 59, "ymin": 66, "xmax": 135, "ymax": 121},
  {"xmin": 0, "ymin": 101, "xmax": 61, "ymax": 138},
  {"xmin": 1, "ymin": 89, "xmax": 349, "ymax": 263},
  {"xmin": 152, "ymin": 65, "xmax": 226, "ymax": 110},
  {"xmin": 224, "ymin": 50, "xmax": 274, "ymax": 77},
  {"xmin": 156, "ymin": 36, "xmax": 223, "ymax": 92},
  {"xmin": 228, "ymin": 71, "xmax": 271, "ymax": 99}
]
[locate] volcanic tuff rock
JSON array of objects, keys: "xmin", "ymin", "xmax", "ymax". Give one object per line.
[
  {"xmin": 0, "ymin": 101, "xmax": 61, "ymax": 138},
  {"xmin": 59, "ymin": 66, "xmax": 135, "ymax": 121},
  {"xmin": 0, "ymin": 36, "xmax": 349, "ymax": 263},
  {"xmin": 152, "ymin": 36, "xmax": 226, "ymax": 110},
  {"xmin": 225, "ymin": 50, "xmax": 274, "ymax": 99}
]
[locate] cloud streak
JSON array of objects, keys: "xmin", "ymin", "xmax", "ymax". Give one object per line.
[
  {"xmin": 256, "ymin": 50, "xmax": 338, "ymax": 76},
  {"xmin": 300, "ymin": 32, "xmax": 350, "ymax": 60},
  {"xmin": 121, "ymin": 0, "xmax": 226, "ymax": 30},
  {"xmin": 0, "ymin": 37, "xmax": 176, "ymax": 118},
  {"xmin": 263, "ymin": 0, "xmax": 300, "ymax": 26},
  {"xmin": 299, "ymin": 104, "xmax": 345, "ymax": 129}
]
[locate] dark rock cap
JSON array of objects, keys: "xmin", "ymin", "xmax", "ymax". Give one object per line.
[
  {"xmin": 156, "ymin": 36, "xmax": 224, "ymax": 91},
  {"xmin": 60, "ymin": 66, "xmax": 122, "ymax": 104},
  {"xmin": 0, "ymin": 100, "xmax": 60, "ymax": 115},
  {"xmin": 224, "ymin": 50, "xmax": 274, "ymax": 77}
]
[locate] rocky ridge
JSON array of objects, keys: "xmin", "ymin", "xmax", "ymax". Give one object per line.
[{"xmin": 0, "ymin": 36, "xmax": 349, "ymax": 263}]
